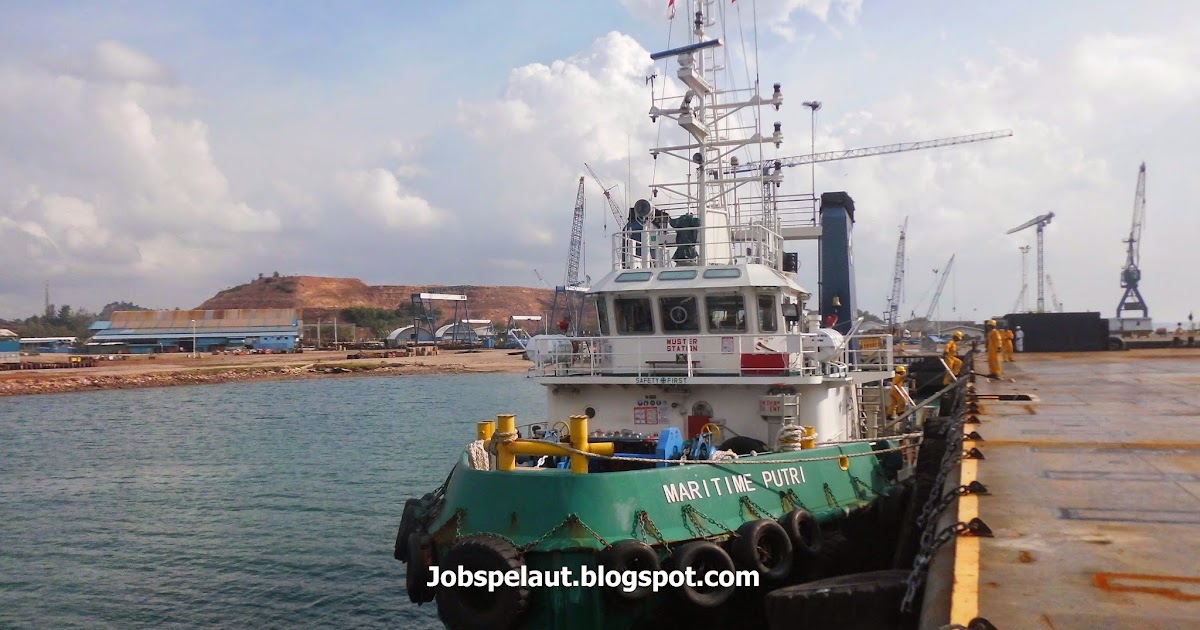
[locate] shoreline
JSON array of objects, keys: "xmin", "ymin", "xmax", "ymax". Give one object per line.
[{"xmin": 0, "ymin": 349, "xmax": 531, "ymax": 398}]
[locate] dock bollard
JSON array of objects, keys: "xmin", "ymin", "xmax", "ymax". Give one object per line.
[
  {"xmin": 477, "ymin": 420, "xmax": 495, "ymax": 441},
  {"xmin": 569, "ymin": 415, "xmax": 590, "ymax": 474}
]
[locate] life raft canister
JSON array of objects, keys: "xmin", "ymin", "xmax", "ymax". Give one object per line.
[
  {"xmin": 597, "ymin": 540, "xmax": 662, "ymax": 601},
  {"xmin": 666, "ymin": 540, "xmax": 736, "ymax": 608},
  {"xmin": 435, "ymin": 534, "xmax": 530, "ymax": 630},
  {"xmin": 731, "ymin": 519, "xmax": 794, "ymax": 582}
]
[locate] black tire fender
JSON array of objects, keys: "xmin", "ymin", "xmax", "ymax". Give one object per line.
[
  {"xmin": 406, "ymin": 533, "xmax": 436, "ymax": 604},
  {"xmin": 435, "ymin": 534, "xmax": 530, "ymax": 630},
  {"xmin": 778, "ymin": 509, "xmax": 822, "ymax": 558},
  {"xmin": 731, "ymin": 519, "xmax": 793, "ymax": 582},
  {"xmin": 717, "ymin": 436, "xmax": 769, "ymax": 455},
  {"xmin": 666, "ymin": 540, "xmax": 737, "ymax": 608},
  {"xmin": 597, "ymin": 540, "xmax": 661, "ymax": 600},
  {"xmin": 395, "ymin": 498, "xmax": 421, "ymax": 562},
  {"xmin": 764, "ymin": 569, "xmax": 911, "ymax": 630}
]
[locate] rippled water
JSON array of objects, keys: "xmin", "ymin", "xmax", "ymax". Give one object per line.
[{"xmin": 0, "ymin": 373, "xmax": 546, "ymax": 629}]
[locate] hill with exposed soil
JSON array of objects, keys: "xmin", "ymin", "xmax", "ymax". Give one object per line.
[{"xmin": 197, "ymin": 276, "xmax": 561, "ymax": 331}]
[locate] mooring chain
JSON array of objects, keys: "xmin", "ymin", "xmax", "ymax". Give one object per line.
[
  {"xmin": 634, "ymin": 510, "xmax": 673, "ymax": 553},
  {"xmin": 683, "ymin": 504, "xmax": 732, "ymax": 538},
  {"xmin": 740, "ymin": 494, "xmax": 777, "ymax": 520},
  {"xmin": 823, "ymin": 482, "xmax": 839, "ymax": 508},
  {"xmin": 780, "ymin": 488, "xmax": 808, "ymax": 513},
  {"xmin": 850, "ymin": 475, "xmax": 875, "ymax": 499},
  {"xmin": 519, "ymin": 514, "xmax": 575, "ymax": 553}
]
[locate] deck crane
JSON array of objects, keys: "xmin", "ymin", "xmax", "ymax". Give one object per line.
[
  {"xmin": 549, "ymin": 177, "xmax": 589, "ymax": 336},
  {"xmin": 884, "ymin": 217, "xmax": 908, "ymax": 334},
  {"xmin": 584, "ymin": 163, "xmax": 627, "ymax": 229},
  {"xmin": 921, "ymin": 253, "xmax": 950, "ymax": 321},
  {"xmin": 1116, "ymin": 162, "xmax": 1149, "ymax": 318},
  {"xmin": 1006, "ymin": 212, "xmax": 1055, "ymax": 312},
  {"xmin": 729, "ymin": 129, "xmax": 1013, "ymax": 174}
]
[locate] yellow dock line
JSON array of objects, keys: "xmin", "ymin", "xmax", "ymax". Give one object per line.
[{"xmin": 950, "ymin": 440, "xmax": 981, "ymax": 624}]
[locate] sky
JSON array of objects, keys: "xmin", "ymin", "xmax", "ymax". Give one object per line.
[{"xmin": 1, "ymin": 0, "xmax": 1197, "ymax": 325}]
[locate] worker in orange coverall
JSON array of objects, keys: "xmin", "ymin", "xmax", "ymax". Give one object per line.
[
  {"xmin": 1001, "ymin": 326, "xmax": 1015, "ymax": 362},
  {"xmin": 942, "ymin": 331, "xmax": 964, "ymax": 385},
  {"xmin": 986, "ymin": 319, "xmax": 1004, "ymax": 378},
  {"xmin": 888, "ymin": 365, "xmax": 912, "ymax": 418}
]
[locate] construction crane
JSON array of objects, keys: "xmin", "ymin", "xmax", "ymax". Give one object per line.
[
  {"xmin": 1116, "ymin": 162, "xmax": 1148, "ymax": 318},
  {"xmin": 550, "ymin": 177, "xmax": 589, "ymax": 336},
  {"xmin": 584, "ymin": 163, "xmax": 626, "ymax": 229},
  {"xmin": 1046, "ymin": 274, "xmax": 1063, "ymax": 312},
  {"xmin": 1006, "ymin": 212, "xmax": 1055, "ymax": 312},
  {"xmin": 924, "ymin": 254, "xmax": 955, "ymax": 322},
  {"xmin": 884, "ymin": 217, "xmax": 908, "ymax": 334},
  {"xmin": 1011, "ymin": 245, "xmax": 1031, "ymax": 313},
  {"xmin": 730, "ymin": 129, "xmax": 1013, "ymax": 174}
]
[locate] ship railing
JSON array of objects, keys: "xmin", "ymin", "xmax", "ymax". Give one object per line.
[
  {"xmin": 529, "ymin": 332, "xmax": 896, "ymax": 379},
  {"xmin": 839, "ymin": 333, "xmax": 896, "ymax": 374},
  {"xmin": 611, "ymin": 222, "xmax": 784, "ymax": 270}
]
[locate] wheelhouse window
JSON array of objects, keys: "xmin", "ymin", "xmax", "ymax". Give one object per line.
[
  {"xmin": 596, "ymin": 297, "xmax": 610, "ymax": 336},
  {"xmin": 659, "ymin": 296, "xmax": 700, "ymax": 333},
  {"xmin": 758, "ymin": 294, "xmax": 778, "ymax": 333},
  {"xmin": 703, "ymin": 268, "xmax": 741, "ymax": 279},
  {"xmin": 613, "ymin": 297, "xmax": 655, "ymax": 334},
  {"xmin": 706, "ymin": 294, "xmax": 746, "ymax": 333}
]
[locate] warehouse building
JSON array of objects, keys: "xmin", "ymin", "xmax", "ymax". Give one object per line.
[
  {"xmin": 87, "ymin": 309, "xmax": 301, "ymax": 354},
  {"xmin": 0, "ymin": 329, "xmax": 18, "ymax": 364}
]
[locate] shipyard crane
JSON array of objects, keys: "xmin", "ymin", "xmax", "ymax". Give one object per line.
[
  {"xmin": 1046, "ymin": 274, "xmax": 1063, "ymax": 312},
  {"xmin": 1116, "ymin": 162, "xmax": 1149, "ymax": 318},
  {"xmin": 584, "ymin": 163, "xmax": 627, "ymax": 229},
  {"xmin": 730, "ymin": 129, "xmax": 1013, "ymax": 174},
  {"xmin": 1006, "ymin": 212, "xmax": 1054, "ymax": 312},
  {"xmin": 884, "ymin": 217, "xmax": 908, "ymax": 334},
  {"xmin": 924, "ymin": 254, "xmax": 955, "ymax": 322},
  {"xmin": 550, "ymin": 177, "xmax": 589, "ymax": 336}
]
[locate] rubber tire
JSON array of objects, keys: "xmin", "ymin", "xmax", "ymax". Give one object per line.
[
  {"xmin": 763, "ymin": 569, "xmax": 910, "ymax": 630},
  {"xmin": 778, "ymin": 509, "xmax": 822, "ymax": 558},
  {"xmin": 1108, "ymin": 336, "xmax": 1126, "ymax": 351},
  {"xmin": 731, "ymin": 519, "xmax": 793, "ymax": 582},
  {"xmin": 435, "ymin": 534, "xmax": 530, "ymax": 630},
  {"xmin": 666, "ymin": 540, "xmax": 737, "ymax": 608},
  {"xmin": 406, "ymin": 533, "xmax": 436, "ymax": 604},
  {"xmin": 597, "ymin": 540, "xmax": 661, "ymax": 601},
  {"xmin": 717, "ymin": 436, "xmax": 769, "ymax": 455},
  {"xmin": 395, "ymin": 498, "xmax": 420, "ymax": 562}
]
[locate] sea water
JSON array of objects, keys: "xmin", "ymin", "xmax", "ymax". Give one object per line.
[{"xmin": 0, "ymin": 373, "xmax": 545, "ymax": 629}]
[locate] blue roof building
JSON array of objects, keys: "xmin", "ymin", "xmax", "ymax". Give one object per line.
[{"xmin": 87, "ymin": 309, "xmax": 301, "ymax": 353}]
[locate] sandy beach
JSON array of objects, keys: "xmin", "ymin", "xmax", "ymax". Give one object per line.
[{"xmin": 0, "ymin": 349, "xmax": 531, "ymax": 397}]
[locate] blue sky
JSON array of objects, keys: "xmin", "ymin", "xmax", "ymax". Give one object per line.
[{"xmin": 1, "ymin": 0, "xmax": 1197, "ymax": 324}]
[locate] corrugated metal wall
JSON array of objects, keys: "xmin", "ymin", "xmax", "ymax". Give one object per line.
[{"xmin": 110, "ymin": 309, "xmax": 299, "ymax": 330}]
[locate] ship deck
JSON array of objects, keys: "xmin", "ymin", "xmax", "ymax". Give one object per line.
[{"xmin": 944, "ymin": 349, "xmax": 1200, "ymax": 629}]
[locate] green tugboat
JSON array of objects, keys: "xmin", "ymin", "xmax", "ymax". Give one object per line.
[{"xmin": 395, "ymin": 3, "xmax": 948, "ymax": 628}]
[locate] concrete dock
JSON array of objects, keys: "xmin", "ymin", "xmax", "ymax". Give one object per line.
[{"xmin": 947, "ymin": 349, "xmax": 1200, "ymax": 629}]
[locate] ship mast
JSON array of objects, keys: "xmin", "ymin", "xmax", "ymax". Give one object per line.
[{"xmin": 646, "ymin": 0, "xmax": 784, "ymax": 269}]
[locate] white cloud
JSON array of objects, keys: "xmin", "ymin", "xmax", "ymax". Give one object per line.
[
  {"xmin": 337, "ymin": 168, "xmax": 440, "ymax": 228},
  {"xmin": 620, "ymin": 0, "xmax": 862, "ymax": 39}
]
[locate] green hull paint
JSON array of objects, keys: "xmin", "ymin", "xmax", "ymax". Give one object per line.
[
  {"xmin": 430, "ymin": 442, "xmax": 892, "ymax": 548},
  {"xmin": 419, "ymin": 442, "xmax": 901, "ymax": 629}
]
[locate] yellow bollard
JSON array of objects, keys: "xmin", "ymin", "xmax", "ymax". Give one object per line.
[
  {"xmin": 569, "ymin": 415, "xmax": 589, "ymax": 474},
  {"xmin": 496, "ymin": 414, "xmax": 517, "ymax": 472},
  {"xmin": 801, "ymin": 426, "xmax": 817, "ymax": 450},
  {"xmin": 477, "ymin": 421, "xmax": 495, "ymax": 442}
]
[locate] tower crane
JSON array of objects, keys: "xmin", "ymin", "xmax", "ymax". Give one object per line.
[
  {"xmin": 885, "ymin": 217, "xmax": 908, "ymax": 334},
  {"xmin": 924, "ymin": 254, "xmax": 955, "ymax": 322},
  {"xmin": 584, "ymin": 163, "xmax": 627, "ymax": 229},
  {"xmin": 730, "ymin": 129, "xmax": 1013, "ymax": 174},
  {"xmin": 1006, "ymin": 212, "xmax": 1055, "ymax": 312},
  {"xmin": 1012, "ymin": 245, "xmax": 1031, "ymax": 313},
  {"xmin": 1116, "ymin": 162, "xmax": 1148, "ymax": 318},
  {"xmin": 550, "ymin": 177, "xmax": 588, "ymax": 336}
]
